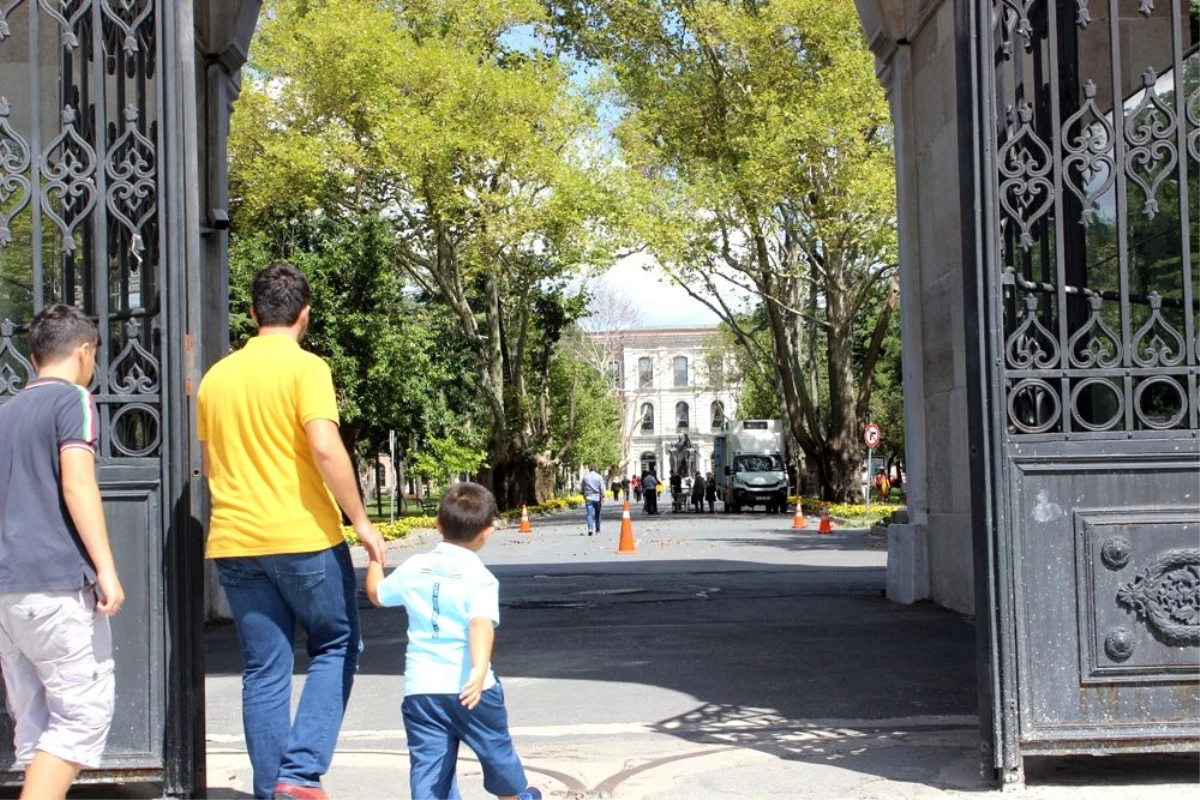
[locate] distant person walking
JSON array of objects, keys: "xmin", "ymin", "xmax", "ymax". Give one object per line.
[
  {"xmin": 0, "ymin": 305, "xmax": 124, "ymax": 800},
  {"xmin": 705, "ymin": 471, "xmax": 717, "ymax": 512},
  {"xmin": 691, "ymin": 471, "xmax": 706, "ymax": 513},
  {"xmin": 642, "ymin": 471, "xmax": 659, "ymax": 514},
  {"xmin": 632, "ymin": 475, "xmax": 641, "ymax": 503},
  {"xmin": 581, "ymin": 465, "xmax": 604, "ymax": 536},
  {"xmin": 621, "ymin": 476, "xmax": 630, "ymax": 502},
  {"xmin": 199, "ymin": 263, "xmax": 386, "ymax": 800}
]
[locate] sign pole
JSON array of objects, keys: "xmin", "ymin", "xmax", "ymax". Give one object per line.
[
  {"xmin": 862, "ymin": 423, "xmax": 883, "ymax": 512},
  {"xmin": 865, "ymin": 446, "xmax": 874, "ymax": 514},
  {"xmin": 389, "ymin": 429, "xmax": 397, "ymax": 525}
]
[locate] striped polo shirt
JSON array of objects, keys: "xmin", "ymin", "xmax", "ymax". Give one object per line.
[{"xmin": 0, "ymin": 377, "xmax": 100, "ymax": 593}]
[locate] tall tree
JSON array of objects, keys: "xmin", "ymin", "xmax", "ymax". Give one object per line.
[
  {"xmin": 231, "ymin": 0, "xmax": 624, "ymax": 508},
  {"xmin": 552, "ymin": 0, "xmax": 899, "ymax": 500},
  {"xmin": 227, "ymin": 217, "xmax": 486, "ymax": 482}
]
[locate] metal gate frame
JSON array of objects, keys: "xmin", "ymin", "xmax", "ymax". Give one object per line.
[
  {"xmin": 0, "ymin": 0, "xmax": 218, "ymax": 793},
  {"xmin": 959, "ymin": 0, "xmax": 1200, "ymax": 785}
]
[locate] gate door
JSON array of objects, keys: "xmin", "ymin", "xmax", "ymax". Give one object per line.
[
  {"xmin": 968, "ymin": 0, "xmax": 1200, "ymax": 783},
  {"xmin": 0, "ymin": 0, "xmax": 202, "ymax": 791}
]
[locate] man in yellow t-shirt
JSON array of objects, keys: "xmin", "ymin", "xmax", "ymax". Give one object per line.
[{"xmin": 198, "ymin": 263, "xmax": 385, "ymax": 800}]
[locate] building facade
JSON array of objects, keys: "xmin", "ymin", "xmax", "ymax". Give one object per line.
[{"xmin": 596, "ymin": 327, "xmax": 740, "ymax": 481}]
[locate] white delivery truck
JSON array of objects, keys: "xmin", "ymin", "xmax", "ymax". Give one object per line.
[{"xmin": 712, "ymin": 419, "xmax": 789, "ymax": 513}]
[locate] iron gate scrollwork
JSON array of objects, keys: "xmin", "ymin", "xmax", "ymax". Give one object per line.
[
  {"xmin": 0, "ymin": 0, "xmax": 176, "ymax": 784},
  {"xmin": 970, "ymin": 0, "xmax": 1200, "ymax": 783}
]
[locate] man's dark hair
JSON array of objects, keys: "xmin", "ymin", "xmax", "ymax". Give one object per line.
[
  {"xmin": 252, "ymin": 263, "xmax": 311, "ymax": 327},
  {"xmin": 437, "ymin": 482, "xmax": 498, "ymax": 542},
  {"xmin": 30, "ymin": 304, "xmax": 99, "ymax": 365}
]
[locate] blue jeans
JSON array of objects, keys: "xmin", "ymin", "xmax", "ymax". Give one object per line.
[
  {"xmin": 585, "ymin": 499, "xmax": 602, "ymax": 533},
  {"xmin": 403, "ymin": 684, "xmax": 527, "ymax": 800},
  {"xmin": 216, "ymin": 543, "xmax": 361, "ymax": 799}
]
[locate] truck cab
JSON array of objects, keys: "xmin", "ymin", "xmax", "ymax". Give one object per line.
[{"xmin": 713, "ymin": 420, "xmax": 789, "ymax": 513}]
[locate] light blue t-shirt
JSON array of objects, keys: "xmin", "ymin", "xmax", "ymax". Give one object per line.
[{"xmin": 375, "ymin": 542, "xmax": 500, "ymax": 696}]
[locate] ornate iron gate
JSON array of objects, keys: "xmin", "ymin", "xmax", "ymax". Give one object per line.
[
  {"xmin": 0, "ymin": 0, "xmax": 205, "ymax": 791},
  {"xmin": 965, "ymin": 0, "xmax": 1200, "ymax": 783}
]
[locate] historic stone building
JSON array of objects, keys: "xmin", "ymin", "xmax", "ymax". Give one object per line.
[{"xmin": 596, "ymin": 327, "xmax": 740, "ymax": 481}]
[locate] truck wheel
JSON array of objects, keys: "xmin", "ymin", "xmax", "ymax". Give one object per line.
[{"xmin": 731, "ymin": 503, "xmax": 741, "ymax": 514}]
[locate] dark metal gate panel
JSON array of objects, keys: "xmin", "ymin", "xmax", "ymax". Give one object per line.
[
  {"xmin": 0, "ymin": 0, "xmax": 201, "ymax": 788},
  {"xmin": 965, "ymin": 0, "xmax": 1200, "ymax": 784}
]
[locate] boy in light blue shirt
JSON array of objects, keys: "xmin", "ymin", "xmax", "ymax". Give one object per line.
[{"xmin": 366, "ymin": 482, "xmax": 539, "ymax": 800}]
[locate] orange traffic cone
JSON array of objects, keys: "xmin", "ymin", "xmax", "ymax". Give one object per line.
[
  {"xmin": 519, "ymin": 504, "xmax": 532, "ymax": 534},
  {"xmin": 617, "ymin": 500, "xmax": 636, "ymax": 554},
  {"xmin": 818, "ymin": 503, "xmax": 833, "ymax": 534},
  {"xmin": 792, "ymin": 503, "xmax": 806, "ymax": 530}
]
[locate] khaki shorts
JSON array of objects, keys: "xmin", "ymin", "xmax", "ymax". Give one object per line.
[{"xmin": 0, "ymin": 589, "xmax": 115, "ymax": 769}]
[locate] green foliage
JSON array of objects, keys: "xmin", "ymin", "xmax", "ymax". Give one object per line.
[
  {"xmin": 549, "ymin": 347, "xmax": 623, "ymax": 470},
  {"xmin": 233, "ymin": 0, "xmax": 627, "ymax": 508},
  {"xmin": 550, "ymin": 0, "xmax": 900, "ymax": 501},
  {"xmin": 227, "ymin": 216, "xmax": 485, "ymax": 460},
  {"xmin": 410, "ymin": 436, "xmax": 490, "ymax": 488}
]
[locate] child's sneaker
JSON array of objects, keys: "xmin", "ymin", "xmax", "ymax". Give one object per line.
[{"xmin": 517, "ymin": 788, "xmax": 542, "ymax": 800}]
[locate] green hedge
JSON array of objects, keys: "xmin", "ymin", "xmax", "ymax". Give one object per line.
[{"xmin": 343, "ymin": 494, "xmax": 587, "ymax": 545}]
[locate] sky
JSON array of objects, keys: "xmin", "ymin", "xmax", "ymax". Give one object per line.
[{"xmin": 601, "ymin": 253, "xmax": 722, "ymax": 329}]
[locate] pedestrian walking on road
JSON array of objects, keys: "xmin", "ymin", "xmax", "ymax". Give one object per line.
[
  {"xmin": 705, "ymin": 471, "xmax": 717, "ymax": 512},
  {"xmin": 610, "ymin": 478, "xmax": 621, "ymax": 502},
  {"xmin": 642, "ymin": 471, "xmax": 659, "ymax": 514},
  {"xmin": 582, "ymin": 465, "xmax": 604, "ymax": 536},
  {"xmin": 621, "ymin": 476, "xmax": 630, "ymax": 502},
  {"xmin": 199, "ymin": 264, "xmax": 386, "ymax": 800},
  {"xmin": 0, "ymin": 305, "xmax": 125, "ymax": 800},
  {"xmin": 366, "ymin": 483, "xmax": 541, "ymax": 800},
  {"xmin": 632, "ymin": 475, "xmax": 641, "ymax": 503}
]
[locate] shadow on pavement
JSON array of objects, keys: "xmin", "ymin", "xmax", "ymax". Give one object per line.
[{"xmin": 205, "ymin": 550, "xmax": 988, "ymax": 793}]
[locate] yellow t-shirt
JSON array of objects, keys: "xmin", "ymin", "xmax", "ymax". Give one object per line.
[{"xmin": 197, "ymin": 335, "xmax": 343, "ymax": 558}]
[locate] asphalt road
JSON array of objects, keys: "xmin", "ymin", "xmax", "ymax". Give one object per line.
[{"xmin": 199, "ymin": 503, "xmax": 984, "ymax": 796}]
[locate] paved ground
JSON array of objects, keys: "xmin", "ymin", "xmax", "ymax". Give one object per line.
[{"xmin": 16, "ymin": 503, "xmax": 1199, "ymax": 798}]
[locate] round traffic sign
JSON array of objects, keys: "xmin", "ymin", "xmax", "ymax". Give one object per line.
[{"xmin": 864, "ymin": 423, "xmax": 882, "ymax": 449}]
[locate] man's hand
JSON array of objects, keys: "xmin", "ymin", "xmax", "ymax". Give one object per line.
[
  {"xmin": 95, "ymin": 569, "xmax": 125, "ymax": 616},
  {"xmin": 355, "ymin": 519, "xmax": 387, "ymax": 566},
  {"xmin": 459, "ymin": 667, "xmax": 488, "ymax": 710}
]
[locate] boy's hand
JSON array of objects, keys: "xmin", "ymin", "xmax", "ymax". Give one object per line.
[
  {"xmin": 459, "ymin": 667, "xmax": 488, "ymax": 710},
  {"xmin": 96, "ymin": 569, "xmax": 125, "ymax": 616},
  {"xmin": 355, "ymin": 519, "xmax": 387, "ymax": 565}
]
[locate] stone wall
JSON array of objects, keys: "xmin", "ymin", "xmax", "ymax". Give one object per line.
[{"xmin": 855, "ymin": 0, "xmax": 975, "ymax": 613}]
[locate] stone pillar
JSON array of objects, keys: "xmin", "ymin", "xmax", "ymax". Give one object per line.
[{"xmin": 194, "ymin": 0, "xmax": 261, "ymax": 621}]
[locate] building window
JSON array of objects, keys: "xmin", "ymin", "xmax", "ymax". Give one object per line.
[
  {"xmin": 709, "ymin": 359, "xmax": 723, "ymax": 387},
  {"xmin": 676, "ymin": 401, "xmax": 690, "ymax": 430},
  {"xmin": 641, "ymin": 403, "xmax": 654, "ymax": 432},
  {"xmin": 673, "ymin": 356, "xmax": 688, "ymax": 387},
  {"xmin": 609, "ymin": 360, "xmax": 622, "ymax": 388},
  {"xmin": 711, "ymin": 400, "xmax": 725, "ymax": 430},
  {"xmin": 639, "ymin": 356, "xmax": 653, "ymax": 388}
]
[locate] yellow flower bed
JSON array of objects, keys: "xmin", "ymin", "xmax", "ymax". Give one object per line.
[
  {"xmin": 788, "ymin": 496, "xmax": 902, "ymax": 524},
  {"xmin": 344, "ymin": 494, "xmax": 587, "ymax": 544}
]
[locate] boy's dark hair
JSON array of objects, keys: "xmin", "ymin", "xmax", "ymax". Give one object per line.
[
  {"xmin": 252, "ymin": 263, "xmax": 311, "ymax": 327},
  {"xmin": 437, "ymin": 482, "xmax": 497, "ymax": 542},
  {"xmin": 30, "ymin": 304, "xmax": 99, "ymax": 365}
]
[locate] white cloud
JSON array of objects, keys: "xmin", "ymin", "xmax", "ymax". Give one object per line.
[{"xmin": 599, "ymin": 253, "xmax": 722, "ymax": 328}]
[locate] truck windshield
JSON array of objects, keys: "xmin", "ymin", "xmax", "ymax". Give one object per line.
[{"xmin": 734, "ymin": 454, "xmax": 783, "ymax": 472}]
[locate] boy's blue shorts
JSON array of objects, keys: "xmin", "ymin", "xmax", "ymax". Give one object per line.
[{"xmin": 402, "ymin": 683, "xmax": 527, "ymax": 800}]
